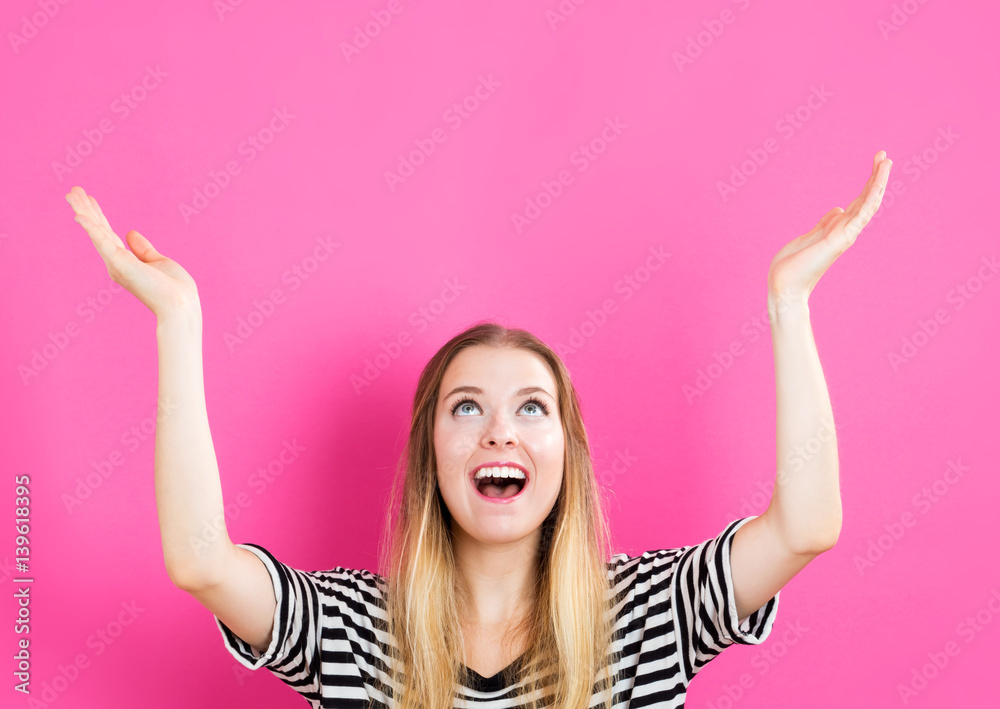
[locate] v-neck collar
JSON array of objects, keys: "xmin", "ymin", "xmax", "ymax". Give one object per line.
[{"xmin": 461, "ymin": 652, "xmax": 528, "ymax": 692}]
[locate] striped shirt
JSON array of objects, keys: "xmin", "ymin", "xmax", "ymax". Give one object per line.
[{"xmin": 215, "ymin": 515, "xmax": 779, "ymax": 707}]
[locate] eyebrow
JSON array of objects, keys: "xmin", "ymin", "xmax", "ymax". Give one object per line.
[{"xmin": 442, "ymin": 385, "xmax": 555, "ymax": 401}]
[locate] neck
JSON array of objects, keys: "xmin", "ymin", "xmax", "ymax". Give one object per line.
[{"xmin": 452, "ymin": 524, "xmax": 541, "ymax": 627}]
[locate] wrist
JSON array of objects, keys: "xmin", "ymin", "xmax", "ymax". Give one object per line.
[
  {"xmin": 157, "ymin": 303, "xmax": 203, "ymax": 336},
  {"xmin": 767, "ymin": 291, "xmax": 810, "ymax": 325}
]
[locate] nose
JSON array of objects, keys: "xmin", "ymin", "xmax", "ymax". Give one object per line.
[{"xmin": 482, "ymin": 409, "xmax": 518, "ymax": 448}]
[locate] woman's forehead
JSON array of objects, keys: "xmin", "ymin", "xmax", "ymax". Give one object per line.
[{"xmin": 440, "ymin": 347, "xmax": 557, "ymax": 393}]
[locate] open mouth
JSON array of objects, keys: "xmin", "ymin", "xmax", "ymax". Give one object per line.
[
  {"xmin": 475, "ymin": 475, "xmax": 527, "ymax": 499},
  {"xmin": 470, "ymin": 465, "xmax": 529, "ymax": 501}
]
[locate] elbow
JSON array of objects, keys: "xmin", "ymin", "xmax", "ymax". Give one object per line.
[
  {"xmin": 165, "ymin": 555, "xmax": 227, "ymax": 592},
  {"xmin": 773, "ymin": 512, "xmax": 842, "ymax": 556},
  {"xmin": 801, "ymin": 527, "xmax": 840, "ymax": 555},
  {"xmin": 763, "ymin": 505, "xmax": 842, "ymax": 555},
  {"xmin": 164, "ymin": 540, "xmax": 234, "ymax": 591},
  {"xmin": 167, "ymin": 564, "xmax": 212, "ymax": 592},
  {"xmin": 794, "ymin": 518, "xmax": 842, "ymax": 555}
]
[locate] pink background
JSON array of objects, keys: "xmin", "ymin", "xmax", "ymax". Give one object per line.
[{"xmin": 2, "ymin": 1, "xmax": 998, "ymax": 707}]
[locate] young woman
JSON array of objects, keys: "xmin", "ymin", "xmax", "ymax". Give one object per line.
[{"xmin": 65, "ymin": 150, "xmax": 891, "ymax": 708}]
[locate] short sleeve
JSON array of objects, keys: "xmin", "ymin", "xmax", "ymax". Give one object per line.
[
  {"xmin": 673, "ymin": 516, "xmax": 779, "ymax": 682},
  {"xmin": 213, "ymin": 543, "xmax": 324, "ymax": 700}
]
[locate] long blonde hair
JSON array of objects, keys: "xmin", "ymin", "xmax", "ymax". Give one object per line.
[{"xmin": 375, "ymin": 320, "xmax": 620, "ymax": 708}]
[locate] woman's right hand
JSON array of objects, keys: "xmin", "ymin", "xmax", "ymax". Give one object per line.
[{"xmin": 66, "ymin": 186, "xmax": 201, "ymax": 320}]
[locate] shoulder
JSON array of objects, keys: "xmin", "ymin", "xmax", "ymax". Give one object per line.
[
  {"xmin": 605, "ymin": 547, "xmax": 685, "ymax": 604},
  {"xmin": 606, "ymin": 547, "xmax": 683, "ymax": 577},
  {"xmin": 237, "ymin": 542, "xmax": 388, "ymax": 607},
  {"xmin": 604, "ymin": 518, "xmax": 752, "ymax": 591},
  {"xmin": 314, "ymin": 565, "xmax": 388, "ymax": 602}
]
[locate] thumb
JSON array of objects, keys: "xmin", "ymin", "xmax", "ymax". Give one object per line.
[{"xmin": 126, "ymin": 230, "xmax": 161, "ymax": 262}]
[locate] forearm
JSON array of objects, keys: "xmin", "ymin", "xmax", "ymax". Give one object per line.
[
  {"xmin": 154, "ymin": 305, "xmax": 233, "ymax": 588},
  {"xmin": 766, "ymin": 296, "xmax": 843, "ymax": 553}
]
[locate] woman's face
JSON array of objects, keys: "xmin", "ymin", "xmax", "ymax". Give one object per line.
[{"xmin": 434, "ymin": 345, "xmax": 565, "ymax": 547}]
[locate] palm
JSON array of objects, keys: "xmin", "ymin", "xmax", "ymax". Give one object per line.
[
  {"xmin": 768, "ymin": 151, "xmax": 892, "ymax": 303},
  {"xmin": 66, "ymin": 186, "xmax": 200, "ymax": 317}
]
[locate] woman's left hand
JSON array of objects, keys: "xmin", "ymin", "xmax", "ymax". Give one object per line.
[{"xmin": 767, "ymin": 150, "xmax": 893, "ymax": 305}]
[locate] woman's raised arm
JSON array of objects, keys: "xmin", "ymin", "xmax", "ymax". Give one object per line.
[
  {"xmin": 729, "ymin": 151, "xmax": 892, "ymax": 620},
  {"xmin": 66, "ymin": 187, "xmax": 276, "ymax": 652}
]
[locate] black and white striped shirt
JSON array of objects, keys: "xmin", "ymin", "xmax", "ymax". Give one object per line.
[{"xmin": 215, "ymin": 515, "xmax": 779, "ymax": 707}]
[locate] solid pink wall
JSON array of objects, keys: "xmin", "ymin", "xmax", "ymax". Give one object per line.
[{"xmin": 2, "ymin": 1, "xmax": 998, "ymax": 707}]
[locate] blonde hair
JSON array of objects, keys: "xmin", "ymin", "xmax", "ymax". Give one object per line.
[{"xmin": 375, "ymin": 320, "xmax": 620, "ymax": 708}]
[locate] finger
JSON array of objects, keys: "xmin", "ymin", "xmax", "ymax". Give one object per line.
[
  {"xmin": 845, "ymin": 157, "xmax": 891, "ymax": 223},
  {"xmin": 73, "ymin": 212, "xmax": 121, "ymax": 266},
  {"xmin": 88, "ymin": 194, "xmax": 114, "ymax": 234},
  {"xmin": 844, "ymin": 160, "xmax": 885, "ymax": 215},
  {"xmin": 858, "ymin": 156, "xmax": 885, "ymax": 203},
  {"xmin": 819, "ymin": 206, "xmax": 844, "ymax": 228},
  {"xmin": 842, "ymin": 177, "xmax": 875, "ymax": 218},
  {"xmin": 853, "ymin": 151, "xmax": 889, "ymax": 208},
  {"xmin": 803, "ymin": 207, "xmax": 844, "ymax": 241},
  {"xmin": 845, "ymin": 159, "xmax": 891, "ymax": 235},
  {"xmin": 67, "ymin": 186, "xmax": 104, "ymax": 233},
  {"xmin": 65, "ymin": 186, "xmax": 86, "ymax": 214},
  {"xmin": 67, "ymin": 188, "xmax": 126, "ymax": 249},
  {"xmin": 66, "ymin": 186, "xmax": 100, "ymax": 225},
  {"xmin": 71, "ymin": 202, "xmax": 127, "ymax": 256},
  {"xmin": 71, "ymin": 187, "xmax": 107, "ymax": 234},
  {"xmin": 789, "ymin": 207, "xmax": 844, "ymax": 253},
  {"xmin": 786, "ymin": 155, "xmax": 890, "ymax": 266},
  {"xmin": 126, "ymin": 230, "xmax": 162, "ymax": 262}
]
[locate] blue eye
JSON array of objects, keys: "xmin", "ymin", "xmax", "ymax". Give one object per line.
[
  {"xmin": 449, "ymin": 397, "xmax": 551, "ymax": 417},
  {"xmin": 520, "ymin": 399, "xmax": 549, "ymax": 416},
  {"xmin": 450, "ymin": 397, "xmax": 478, "ymax": 416}
]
